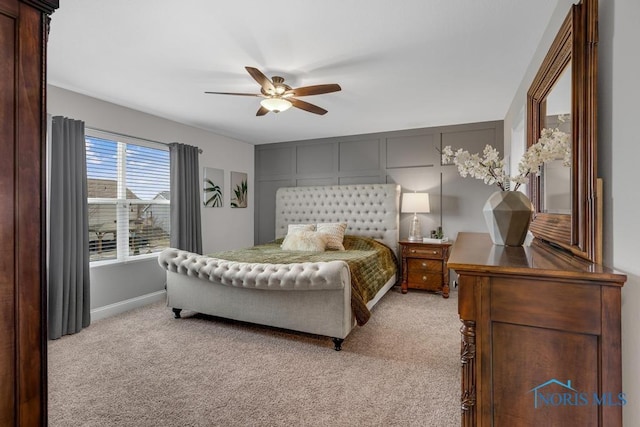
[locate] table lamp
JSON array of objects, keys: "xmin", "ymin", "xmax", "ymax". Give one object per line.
[{"xmin": 401, "ymin": 192, "xmax": 430, "ymax": 241}]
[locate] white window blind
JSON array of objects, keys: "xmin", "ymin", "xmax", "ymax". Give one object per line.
[{"xmin": 86, "ymin": 132, "xmax": 170, "ymax": 262}]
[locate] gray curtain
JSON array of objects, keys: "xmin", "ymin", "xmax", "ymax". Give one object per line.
[
  {"xmin": 48, "ymin": 116, "xmax": 91, "ymax": 340},
  {"xmin": 169, "ymin": 143, "xmax": 202, "ymax": 254}
]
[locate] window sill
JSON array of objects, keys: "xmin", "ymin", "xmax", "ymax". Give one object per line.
[{"xmin": 90, "ymin": 252, "xmax": 161, "ymax": 268}]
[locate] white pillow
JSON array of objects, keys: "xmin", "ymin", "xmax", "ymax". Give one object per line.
[
  {"xmin": 316, "ymin": 222, "xmax": 347, "ymax": 250},
  {"xmin": 281, "ymin": 230, "xmax": 328, "ymax": 252},
  {"xmin": 286, "ymin": 223, "xmax": 316, "ymax": 236}
]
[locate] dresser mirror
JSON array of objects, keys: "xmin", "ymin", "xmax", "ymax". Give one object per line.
[
  {"xmin": 542, "ymin": 63, "xmax": 571, "ymax": 214},
  {"xmin": 526, "ymin": 0, "xmax": 600, "ymax": 263}
]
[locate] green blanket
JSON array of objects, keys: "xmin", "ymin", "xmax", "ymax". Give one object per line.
[{"xmin": 208, "ymin": 235, "xmax": 398, "ymax": 325}]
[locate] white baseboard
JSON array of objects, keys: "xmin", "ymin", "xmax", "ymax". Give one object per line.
[{"xmin": 91, "ymin": 290, "xmax": 166, "ymax": 322}]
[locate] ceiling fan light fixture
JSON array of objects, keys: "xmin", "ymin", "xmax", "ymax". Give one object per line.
[
  {"xmin": 260, "ymin": 97, "xmax": 292, "ymax": 113},
  {"xmin": 206, "ymin": 66, "xmax": 341, "ymax": 116}
]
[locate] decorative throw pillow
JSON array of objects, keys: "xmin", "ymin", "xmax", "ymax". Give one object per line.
[
  {"xmin": 287, "ymin": 223, "xmax": 316, "ymax": 236},
  {"xmin": 316, "ymin": 222, "xmax": 348, "ymax": 250},
  {"xmin": 281, "ymin": 230, "xmax": 328, "ymax": 252}
]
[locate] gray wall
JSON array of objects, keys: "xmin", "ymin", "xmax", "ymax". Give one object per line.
[
  {"xmin": 599, "ymin": 2, "xmax": 640, "ymax": 421},
  {"xmin": 255, "ymin": 120, "xmax": 503, "ymax": 245}
]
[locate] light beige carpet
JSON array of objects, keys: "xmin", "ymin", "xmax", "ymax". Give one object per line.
[{"xmin": 48, "ymin": 287, "xmax": 461, "ymax": 426}]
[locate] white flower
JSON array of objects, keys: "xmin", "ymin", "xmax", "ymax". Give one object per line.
[{"xmin": 442, "ymin": 128, "xmax": 571, "ymax": 191}]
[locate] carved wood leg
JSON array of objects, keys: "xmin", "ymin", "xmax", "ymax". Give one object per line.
[
  {"xmin": 442, "ymin": 282, "xmax": 450, "ymax": 298},
  {"xmin": 443, "ymin": 267, "xmax": 450, "ymax": 298},
  {"xmin": 460, "ymin": 320, "xmax": 476, "ymax": 427},
  {"xmin": 172, "ymin": 308, "xmax": 182, "ymax": 319},
  {"xmin": 331, "ymin": 338, "xmax": 344, "ymax": 351},
  {"xmin": 401, "ymin": 256, "xmax": 408, "ymax": 294}
]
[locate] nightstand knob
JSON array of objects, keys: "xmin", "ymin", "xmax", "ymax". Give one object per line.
[
  {"xmin": 432, "ymin": 251, "xmax": 437, "ymax": 254},
  {"xmin": 422, "ymin": 276, "xmax": 427, "ymax": 281},
  {"xmin": 422, "ymin": 262, "xmax": 427, "ymax": 267},
  {"xmin": 411, "ymin": 249, "xmax": 416, "ymax": 253}
]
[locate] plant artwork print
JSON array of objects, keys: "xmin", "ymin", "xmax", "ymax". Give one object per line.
[
  {"xmin": 203, "ymin": 167, "xmax": 224, "ymax": 207},
  {"xmin": 230, "ymin": 171, "xmax": 248, "ymax": 208}
]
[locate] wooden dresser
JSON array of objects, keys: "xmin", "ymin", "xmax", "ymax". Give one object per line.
[
  {"xmin": 448, "ymin": 232, "xmax": 627, "ymax": 427},
  {"xmin": 399, "ymin": 240, "xmax": 452, "ymax": 298}
]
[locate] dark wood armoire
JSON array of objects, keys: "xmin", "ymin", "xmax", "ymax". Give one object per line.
[{"xmin": 0, "ymin": 0, "xmax": 58, "ymax": 425}]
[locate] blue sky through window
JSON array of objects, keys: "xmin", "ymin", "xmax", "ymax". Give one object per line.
[
  {"xmin": 86, "ymin": 136, "xmax": 170, "ymax": 200},
  {"xmin": 86, "ymin": 136, "xmax": 117, "ymax": 180}
]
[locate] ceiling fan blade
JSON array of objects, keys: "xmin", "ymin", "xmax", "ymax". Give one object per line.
[
  {"xmin": 204, "ymin": 91, "xmax": 261, "ymax": 96},
  {"xmin": 245, "ymin": 66, "xmax": 276, "ymax": 94},
  {"xmin": 289, "ymin": 98, "xmax": 328, "ymax": 115},
  {"xmin": 256, "ymin": 106, "xmax": 269, "ymax": 116},
  {"xmin": 285, "ymin": 84, "xmax": 342, "ymax": 97}
]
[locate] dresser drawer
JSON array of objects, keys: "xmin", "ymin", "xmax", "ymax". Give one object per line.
[{"xmin": 404, "ymin": 246, "xmax": 444, "ymax": 259}]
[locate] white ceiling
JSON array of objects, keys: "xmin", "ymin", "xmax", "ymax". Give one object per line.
[{"xmin": 48, "ymin": 0, "xmax": 558, "ymax": 145}]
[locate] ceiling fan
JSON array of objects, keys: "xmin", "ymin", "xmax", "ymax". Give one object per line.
[{"xmin": 205, "ymin": 66, "xmax": 341, "ymax": 116}]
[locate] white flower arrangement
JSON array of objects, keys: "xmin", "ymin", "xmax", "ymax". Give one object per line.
[{"xmin": 441, "ymin": 127, "xmax": 571, "ymax": 191}]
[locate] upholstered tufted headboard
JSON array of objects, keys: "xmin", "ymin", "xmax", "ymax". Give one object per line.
[{"xmin": 275, "ymin": 184, "xmax": 401, "ymax": 254}]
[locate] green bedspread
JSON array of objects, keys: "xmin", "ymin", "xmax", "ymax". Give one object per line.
[{"xmin": 208, "ymin": 235, "xmax": 398, "ymax": 326}]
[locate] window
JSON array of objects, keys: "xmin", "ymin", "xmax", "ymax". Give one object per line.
[{"xmin": 86, "ymin": 131, "xmax": 170, "ymax": 262}]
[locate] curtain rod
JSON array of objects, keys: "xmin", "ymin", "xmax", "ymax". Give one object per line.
[{"xmin": 85, "ymin": 126, "xmax": 203, "ymax": 154}]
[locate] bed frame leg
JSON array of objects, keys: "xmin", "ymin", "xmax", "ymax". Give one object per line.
[
  {"xmin": 172, "ymin": 308, "xmax": 182, "ymax": 319},
  {"xmin": 332, "ymin": 338, "xmax": 344, "ymax": 351}
]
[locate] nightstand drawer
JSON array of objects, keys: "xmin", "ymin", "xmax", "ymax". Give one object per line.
[
  {"xmin": 404, "ymin": 246, "xmax": 444, "ymax": 259},
  {"xmin": 407, "ymin": 258, "xmax": 442, "ymax": 273},
  {"xmin": 407, "ymin": 271, "xmax": 443, "ymax": 289}
]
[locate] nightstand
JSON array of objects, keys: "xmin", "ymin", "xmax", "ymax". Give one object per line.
[{"xmin": 399, "ymin": 240, "xmax": 452, "ymax": 298}]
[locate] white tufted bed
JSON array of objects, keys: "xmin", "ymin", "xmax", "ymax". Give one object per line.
[{"xmin": 158, "ymin": 184, "xmax": 400, "ymax": 350}]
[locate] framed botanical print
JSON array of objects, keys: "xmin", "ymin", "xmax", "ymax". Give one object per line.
[
  {"xmin": 230, "ymin": 171, "xmax": 247, "ymax": 208},
  {"xmin": 203, "ymin": 167, "xmax": 224, "ymax": 207}
]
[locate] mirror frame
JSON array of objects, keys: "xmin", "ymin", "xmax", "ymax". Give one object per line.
[{"xmin": 526, "ymin": 0, "xmax": 600, "ymax": 263}]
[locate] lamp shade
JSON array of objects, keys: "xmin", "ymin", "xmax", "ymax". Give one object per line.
[
  {"xmin": 401, "ymin": 192, "xmax": 430, "ymax": 213},
  {"xmin": 260, "ymin": 97, "xmax": 292, "ymax": 113}
]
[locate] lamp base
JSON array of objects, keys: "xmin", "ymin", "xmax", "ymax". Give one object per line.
[{"xmin": 407, "ymin": 213, "xmax": 423, "ymax": 242}]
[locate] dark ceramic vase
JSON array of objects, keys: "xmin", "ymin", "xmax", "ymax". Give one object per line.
[{"xmin": 482, "ymin": 190, "xmax": 534, "ymax": 246}]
